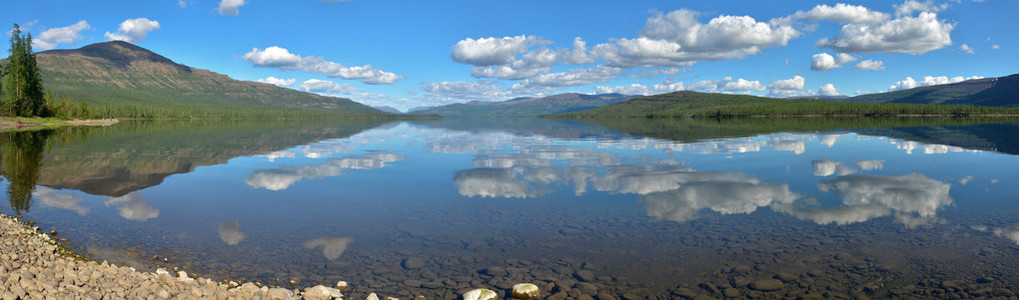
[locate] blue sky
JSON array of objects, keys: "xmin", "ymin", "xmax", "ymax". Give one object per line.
[{"xmin": 3, "ymin": 0, "xmax": 1016, "ymax": 111}]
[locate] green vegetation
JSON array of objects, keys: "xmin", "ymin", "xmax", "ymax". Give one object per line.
[
  {"xmin": 549, "ymin": 91, "xmax": 1019, "ymax": 119},
  {"xmin": 574, "ymin": 117, "xmax": 1019, "ymax": 144},
  {"xmin": 2, "ymin": 24, "xmax": 47, "ymax": 117},
  {"xmin": 847, "ymin": 74, "xmax": 1019, "ymax": 107},
  {"xmin": 410, "ymin": 93, "xmax": 634, "ymax": 117},
  {"xmin": 0, "ymin": 40, "xmax": 430, "ymax": 120}
]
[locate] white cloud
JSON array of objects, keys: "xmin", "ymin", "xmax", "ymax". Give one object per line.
[
  {"xmin": 516, "ymin": 65, "xmax": 621, "ymax": 88},
  {"xmin": 767, "ymin": 75, "xmax": 805, "ymax": 97},
  {"xmin": 894, "ymin": 0, "xmax": 949, "ymax": 17},
  {"xmin": 104, "ymin": 18, "xmax": 160, "ymax": 43},
  {"xmin": 818, "ymin": 83, "xmax": 840, "ymax": 96},
  {"xmin": 256, "ymin": 76, "xmax": 296, "ymax": 87},
  {"xmin": 421, "ymin": 80, "xmax": 556, "ymax": 103},
  {"xmin": 245, "ymin": 153, "xmax": 404, "ymax": 191},
  {"xmin": 692, "ymin": 77, "xmax": 766, "ymax": 94},
  {"xmin": 299, "ymin": 79, "xmax": 355, "ymax": 95},
  {"xmin": 178, "ymin": 0, "xmax": 187, "ymax": 8},
  {"xmin": 992, "ymin": 44, "xmax": 1000, "ymax": 50},
  {"xmin": 853, "ymin": 59, "xmax": 886, "ymax": 71},
  {"xmin": 454, "ymin": 168, "xmax": 549, "ymax": 198},
  {"xmin": 33, "ymin": 20, "xmax": 90, "ymax": 50},
  {"xmin": 810, "ymin": 52, "xmax": 856, "ymax": 71},
  {"xmin": 455, "ymin": 36, "xmax": 596, "ymax": 80},
  {"xmin": 218, "ymin": 0, "xmax": 246, "ymax": 16},
  {"xmin": 593, "ymin": 9, "xmax": 799, "ymax": 68},
  {"xmin": 595, "ymin": 81, "xmax": 686, "ymax": 96},
  {"xmin": 816, "ymin": 12, "xmax": 953, "ymax": 54},
  {"xmin": 812, "ymin": 159, "xmax": 857, "ymax": 177},
  {"xmin": 855, "ymin": 159, "xmax": 885, "ymax": 170},
  {"xmin": 959, "ymin": 44, "xmax": 974, "ymax": 54},
  {"xmin": 787, "ymin": 3, "xmax": 890, "ymax": 24},
  {"xmin": 888, "ymin": 75, "xmax": 983, "ymax": 91},
  {"xmin": 243, "ymin": 46, "xmax": 404, "ymax": 84},
  {"xmin": 451, "ymin": 35, "xmax": 539, "ymax": 66}
]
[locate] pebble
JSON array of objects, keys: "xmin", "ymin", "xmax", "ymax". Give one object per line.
[
  {"xmin": 402, "ymin": 257, "xmax": 425, "ymax": 270},
  {"xmin": 511, "ymin": 283, "xmax": 540, "ymax": 299},
  {"xmin": 749, "ymin": 279, "xmax": 784, "ymax": 291},
  {"xmin": 574, "ymin": 270, "xmax": 595, "ymax": 282}
]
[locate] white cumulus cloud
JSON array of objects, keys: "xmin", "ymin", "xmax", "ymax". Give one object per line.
[
  {"xmin": 595, "ymin": 81, "xmax": 686, "ymax": 96},
  {"xmin": 256, "ymin": 76, "xmax": 296, "ymax": 87},
  {"xmin": 810, "ymin": 52, "xmax": 856, "ymax": 71},
  {"xmin": 888, "ymin": 75, "xmax": 983, "ymax": 91},
  {"xmin": 894, "ymin": 0, "xmax": 948, "ymax": 17},
  {"xmin": 104, "ymin": 18, "xmax": 160, "ymax": 43},
  {"xmin": 516, "ymin": 65, "xmax": 621, "ymax": 88},
  {"xmin": 959, "ymin": 44, "xmax": 974, "ymax": 54},
  {"xmin": 593, "ymin": 9, "xmax": 799, "ymax": 68},
  {"xmin": 692, "ymin": 77, "xmax": 766, "ymax": 94},
  {"xmin": 243, "ymin": 46, "xmax": 404, "ymax": 84},
  {"xmin": 421, "ymin": 80, "xmax": 556, "ymax": 103},
  {"xmin": 452, "ymin": 35, "xmax": 539, "ymax": 66},
  {"xmin": 33, "ymin": 20, "xmax": 90, "ymax": 50},
  {"xmin": 768, "ymin": 75, "xmax": 805, "ymax": 97},
  {"xmin": 787, "ymin": 3, "xmax": 890, "ymax": 24},
  {"xmin": 218, "ymin": 0, "xmax": 246, "ymax": 15},
  {"xmin": 818, "ymin": 83, "xmax": 840, "ymax": 96},
  {"xmin": 815, "ymin": 12, "xmax": 953, "ymax": 54},
  {"xmin": 853, "ymin": 59, "xmax": 886, "ymax": 71},
  {"xmin": 300, "ymin": 79, "xmax": 356, "ymax": 95}
]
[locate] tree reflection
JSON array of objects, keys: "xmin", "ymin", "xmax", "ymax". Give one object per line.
[{"xmin": 0, "ymin": 129, "xmax": 56, "ymax": 214}]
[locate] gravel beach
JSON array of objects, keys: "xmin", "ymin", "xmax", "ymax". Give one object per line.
[{"xmin": 0, "ymin": 212, "xmax": 352, "ymax": 300}]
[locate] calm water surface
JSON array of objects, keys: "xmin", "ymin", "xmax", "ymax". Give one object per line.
[{"xmin": 3, "ymin": 119, "xmax": 1019, "ymax": 299}]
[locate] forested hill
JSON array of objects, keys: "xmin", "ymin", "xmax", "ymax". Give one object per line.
[
  {"xmin": 408, "ymin": 93, "xmax": 635, "ymax": 117},
  {"xmin": 846, "ymin": 74, "xmax": 1019, "ymax": 106},
  {"xmin": 549, "ymin": 91, "xmax": 1019, "ymax": 118},
  {"xmin": 33, "ymin": 41, "xmax": 389, "ymax": 118}
]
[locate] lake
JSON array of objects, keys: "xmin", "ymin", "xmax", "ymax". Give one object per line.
[{"xmin": 2, "ymin": 118, "xmax": 1018, "ymax": 299}]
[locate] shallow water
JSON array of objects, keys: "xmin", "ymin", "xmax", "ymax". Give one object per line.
[{"xmin": 3, "ymin": 118, "xmax": 1019, "ymax": 299}]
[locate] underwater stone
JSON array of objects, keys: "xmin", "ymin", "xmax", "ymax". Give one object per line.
[
  {"xmin": 463, "ymin": 288, "xmax": 498, "ymax": 300},
  {"xmin": 511, "ymin": 283, "xmax": 540, "ymax": 299}
]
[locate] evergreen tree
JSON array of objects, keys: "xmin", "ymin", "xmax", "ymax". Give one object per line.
[{"xmin": 4, "ymin": 24, "xmax": 45, "ymax": 117}]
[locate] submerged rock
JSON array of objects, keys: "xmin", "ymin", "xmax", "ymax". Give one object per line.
[
  {"xmin": 463, "ymin": 288, "xmax": 498, "ymax": 300},
  {"xmin": 511, "ymin": 283, "xmax": 540, "ymax": 299},
  {"xmin": 749, "ymin": 279, "xmax": 784, "ymax": 291},
  {"xmin": 402, "ymin": 257, "xmax": 425, "ymax": 270}
]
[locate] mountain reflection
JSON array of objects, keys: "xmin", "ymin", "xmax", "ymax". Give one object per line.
[
  {"xmin": 777, "ymin": 174, "xmax": 953, "ymax": 227},
  {"xmin": 245, "ymin": 152, "xmax": 404, "ymax": 191}
]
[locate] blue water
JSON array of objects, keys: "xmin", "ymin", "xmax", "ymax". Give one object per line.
[{"xmin": 4, "ymin": 119, "xmax": 1019, "ymax": 298}]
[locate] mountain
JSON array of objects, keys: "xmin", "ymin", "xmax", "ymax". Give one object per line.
[
  {"xmin": 373, "ymin": 106, "xmax": 403, "ymax": 114},
  {"xmin": 408, "ymin": 93, "xmax": 636, "ymax": 117},
  {"xmin": 549, "ymin": 91, "xmax": 1019, "ymax": 118},
  {"xmin": 32, "ymin": 41, "xmax": 387, "ymax": 117},
  {"xmin": 847, "ymin": 74, "xmax": 1019, "ymax": 106}
]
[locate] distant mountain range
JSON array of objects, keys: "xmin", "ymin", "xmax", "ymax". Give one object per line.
[
  {"xmin": 846, "ymin": 74, "xmax": 1019, "ymax": 106},
  {"xmin": 33, "ymin": 41, "xmax": 388, "ymax": 116},
  {"xmin": 372, "ymin": 106, "xmax": 403, "ymax": 114},
  {"xmin": 408, "ymin": 93, "xmax": 636, "ymax": 117}
]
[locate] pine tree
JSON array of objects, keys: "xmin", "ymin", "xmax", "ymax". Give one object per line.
[{"xmin": 4, "ymin": 24, "xmax": 45, "ymax": 117}]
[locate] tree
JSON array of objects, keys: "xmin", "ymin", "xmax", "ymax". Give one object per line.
[{"xmin": 4, "ymin": 24, "xmax": 45, "ymax": 117}]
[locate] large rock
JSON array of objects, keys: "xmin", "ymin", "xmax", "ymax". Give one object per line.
[
  {"xmin": 511, "ymin": 283, "xmax": 540, "ymax": 299},
  {"xmin": 463, "ymin": 288, "xmax": 498, "ymax": 300},
  {"xmin": 402, "ymin": 257, "xmax": 425, "ymax": 270},
  {"xmin": 574, "ymin": 270, "xmax": 595, "ymax": 282}
]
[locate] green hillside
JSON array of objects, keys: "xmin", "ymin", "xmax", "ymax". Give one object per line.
[
  {"xmin": 29, "ymin": 41, "xmax": 394, "ymax": 118},
  {"xmin": 549, "ymin": 91, "xmax": 1019, "ymax": 118},
  {"xmin": 847, "ymin": 74, "xmax": 1019, "ymax": 106},
  {"xmin": 409, "ymin": 93, "xmax": 634, "ymax": 117}
]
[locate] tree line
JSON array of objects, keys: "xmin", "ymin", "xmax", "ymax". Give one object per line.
[{"xmin": 0, "ymin": 23, "xmax": 91, "ymax": 119}]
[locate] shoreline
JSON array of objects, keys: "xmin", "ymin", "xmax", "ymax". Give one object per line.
[
  {"xmin": 0, "ymin": 212, "xmax": 354, "ymax": 300},
  {"xmin": 0, "ymin": 118, "xmax": 119, "ymax": 130}
]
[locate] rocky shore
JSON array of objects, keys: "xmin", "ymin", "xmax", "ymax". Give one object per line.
[{"xmin": 0, "ymin": 213, "xmax": 351, "ymax": 300}]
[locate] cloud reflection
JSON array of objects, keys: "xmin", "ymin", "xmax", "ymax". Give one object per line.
[
  {"xmin": 218, "ymin": 221, "xmax": 245, "ymax": 245},
  {"xmin": 780, "ymin": 174, "xmax": 952, "ymax": 226},
  {"xmin": 104, "ymin": 192, "xmax": 160, "ymax": 221},
  {"xmin": 304, "ymin": 236, "xmax": 353, "ymax": 260},
  {"xmin": 245, "ymin": 152, "xmax": 404, "ymax": 191},
  {"xmin": 640, "ymin": 177, "xmax": 800, "ymax": 223},
  {"xmin": 33, "ymin": 187, "xmax": 89, "ymax": 215},
  {"xmin": 812, "ymin": 159, "xmax": 856, "ymax": 177},
  {"xmin": 454, "ymin": 168, "xmax": 549, "ymax": 198}
]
